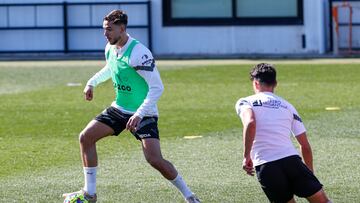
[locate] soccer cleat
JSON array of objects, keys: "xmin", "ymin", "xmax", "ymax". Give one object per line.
[
  {"xmin": 62, "ymin": 189, "xmax": 97, "ymax": 203},
  {"xmin": 185, "ymin": 194, "xmax": 201, "ymax": 203}
]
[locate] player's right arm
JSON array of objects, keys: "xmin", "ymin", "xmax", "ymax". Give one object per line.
[
  {"xmin": 235, "ymin": 99, "xmax": 256, "ymax": 176},
  {"xmin": 83, "ymin": 44, "xmax": 112, "ymax": 101},
  {"xmin": 84, "ymin": 85, "xmax": 94, "ymax": 101},
  {"xmin": 83, "ymin": 65, "xmax": 111, "ymax": 101},
  {"xmin": 240, "ymin": 108, "xmax": 256, "ymax": 176}
]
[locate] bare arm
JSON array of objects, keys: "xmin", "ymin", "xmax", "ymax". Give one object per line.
[
  {"xmin": 295, "ymin": 132, "xmax": 314, "ymax": 172},
  {"xmin": 240, "ymin": 108, "xmax": 256, "ymax": 176}
]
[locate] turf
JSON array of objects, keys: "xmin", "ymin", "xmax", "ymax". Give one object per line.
[{"xmin": 0, "ymin": 61, "xmax": 359, "ymax": 202}]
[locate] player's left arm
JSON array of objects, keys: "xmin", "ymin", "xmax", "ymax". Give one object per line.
[
  {"xmin": 132, "ymin": 47, "xmax": 164, "ymax": 118},
  {"xmin": 295, "ymin": 132, "xmax": 314, "ymax": 172},
  {"xmin": 126, "ymin": 45, "xmax": 164, "ymax": 131},
  {"xmin": 291, "ymin": 105, "xmax": 314, "ymax": 172}
]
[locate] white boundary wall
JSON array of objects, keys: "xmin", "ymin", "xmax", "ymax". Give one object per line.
[
  {"xmin": 151, "ymin": 0, "xmax": 329, "ymax": 55},
  {"xmin": 0, "ymin": 0, "xmax": 330, "ymax": 55}
]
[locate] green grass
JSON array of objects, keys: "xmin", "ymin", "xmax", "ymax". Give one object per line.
[{"xmin": 0, "ymin": 61, "xmax": 359, "ymax": 202}]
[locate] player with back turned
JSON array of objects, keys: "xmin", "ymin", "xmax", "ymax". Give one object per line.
[{"xmin": 235, "ymin": 63, "xmax": 331, "ymax": 203}]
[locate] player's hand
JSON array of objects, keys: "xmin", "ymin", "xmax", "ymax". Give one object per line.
[
  {"xmin": 83, "ymin": 85, "xmax": 94, "ymax": 101},
  {"xmin": 242, "ymin": 157, "xmax": 255, "ymax": 176},
  {"xmin": 126, "ymin": 115, "xmax": 142, "ymax": 132}
]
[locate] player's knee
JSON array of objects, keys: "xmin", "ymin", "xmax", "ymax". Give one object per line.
[
  {"xmin": 145, "ymin": 156, "xmax": 164, "ymax": 169},
  {"xmin": 79, "ymin": 131, "xmax": 93, "ymax": 147},
  {"xmin": 315, "ymin": 199, "xmax": 330, "ymax": 203},
  {"xmin": 308, "ymin": 190, "xmax": 330, "ymax": 203},
  {"xmin": 320, "ymin": 198, "xmax": 331, "ymax": 203}
]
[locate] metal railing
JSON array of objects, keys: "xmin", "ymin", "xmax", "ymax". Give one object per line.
[
  {"xmin": 331, "ymin": 0, "xmax": 360, "ymax": 54},
  {"xmin": 0, "ymin": 1, "xmax": 152, "ymax": 53}
]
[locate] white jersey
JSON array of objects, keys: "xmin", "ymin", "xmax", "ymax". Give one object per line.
[
  {"xmin": 235, "ymin": 92, "xmax": 306, "ymax": 166},
  {"xmin": 86, "ymin": 35, "xmax": 164, "ymax": 118}
]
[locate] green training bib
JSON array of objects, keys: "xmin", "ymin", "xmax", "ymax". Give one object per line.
[{"xmin": 106, "ymin": 40, "xmax": 149, "ymax": 112}]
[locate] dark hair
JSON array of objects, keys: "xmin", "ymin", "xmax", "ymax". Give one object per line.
[
  {"xmin": 250, "ymin": 63, "xmax": 277, "ymax": 85},
  {"xmin": 103, "ymin": 10, "xmax": 128, "ymax": 26}
]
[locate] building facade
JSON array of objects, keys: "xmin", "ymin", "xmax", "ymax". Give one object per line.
[{"xmin": 0, "ymin": 0, "xmax": 356, "ymax": 57}]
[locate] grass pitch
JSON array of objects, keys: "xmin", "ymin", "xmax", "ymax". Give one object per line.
[{"xmin": 0, "ymin": 60, "xmax": 359, "ymax": 202}]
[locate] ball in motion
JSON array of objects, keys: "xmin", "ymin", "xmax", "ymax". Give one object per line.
[{"xmin": 63, "ymin": 193, "xmax": 88, "ymax": 203}]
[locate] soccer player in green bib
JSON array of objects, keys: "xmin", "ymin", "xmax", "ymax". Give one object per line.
[{"xmin": 63, "ymin": 10, "xmax": 200, "ymax": 203}]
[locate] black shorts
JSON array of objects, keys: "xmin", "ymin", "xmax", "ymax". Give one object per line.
[
  {"xmin": 94, "ymin": 106, "xmax": 159, "ymax": 140},
  {"xmin": 255, "ymin": 155, "xmax": 323, "ymax": 203}
]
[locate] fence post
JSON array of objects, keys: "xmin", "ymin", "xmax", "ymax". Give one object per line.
[
  {"xmin": 147, "ymin": 0, "xmax": 152, "ymax": 51},
  {"xmin": 63, "ymin": 1, "xmax": 69, "ymax": 53}
]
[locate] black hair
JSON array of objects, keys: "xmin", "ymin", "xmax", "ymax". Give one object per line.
[
  {"xmin": 103, "ymin": 10, "xmax": 128, "ymax": 26},
  {"xmin": 250, "ymin": 63, "xmax": 277, "ymax": 86}
]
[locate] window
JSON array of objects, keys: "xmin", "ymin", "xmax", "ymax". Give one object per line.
[
  {"xmin": 171, "ymin": 0, "xmax": 232, "ymax": 18},
  {"xmin": 236, "ymin": 0, "xmax": 298, "ymax": 17},
  {"xmin": 163, "ymin": 0, "xmax": 303, "ymax": 26}
]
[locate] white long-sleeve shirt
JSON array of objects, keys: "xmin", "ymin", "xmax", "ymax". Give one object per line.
[{"xmin": 86, "ymin": 36, "xmax": 164, "ymax": 118}]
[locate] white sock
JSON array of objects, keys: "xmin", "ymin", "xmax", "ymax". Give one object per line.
[
  {"xmin": 170, "ymin": 174, "xmax": 193, "ymax": 198},
  {"xmin": 83, "ymin": 167, "xmax": 97, "ymax": 195}
]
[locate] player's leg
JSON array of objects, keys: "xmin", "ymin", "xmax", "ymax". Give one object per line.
[
  {"xmin": 62, "ymin": 120, "xmax": 113, "ymax": 202},
  {"xmin": 141, "ymin": 138, "xmax": 177, "ymax": 179},
  {"xmin": 287, "ymin": 198, "xmax": 297, "ymax": 203},
  {"xmin": 79, "ymin": 120, "xmax": 114, "ymax": 196},
  {"xmin": 306, "ymin": 189, "xmax": 331, "ymax": 203},
  {"xmin": 286, "ymin": 156, "xmax": 331, "ymax": 203},
  {"xmin": 63, "ymin": 107, "xmax": 126, "ymax": 202},
  {"xmin": 255, "ymin": 160, "xmax": 294, "ymax": 203},
  {"xmin": 79, "ymin": 120, "xmax": 114, "ymax": 167},
  {"xmin": 141, "ymin": 138, "xmax": 199, "ymax": 202},
  {"xmin": 133, "ymin": 116, "xmax": 199, "ymax": 202},
  {"xmin": 78, "ymin": 106, "xmax": 129, "ymax": 196},
  {"xmin": 132, "ymin": 117, "xmax": 177, "ymax": 179}
]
